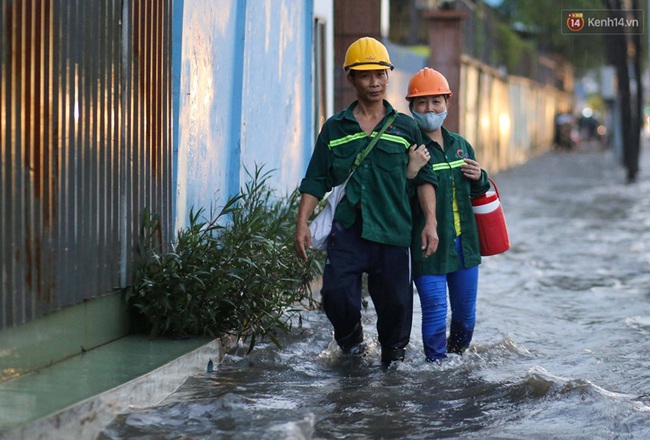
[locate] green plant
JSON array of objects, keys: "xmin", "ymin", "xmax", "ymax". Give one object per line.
[
  {"xmin": 495, "ymin": 22, "xmax": 536, "ymax": 76},
  {"xmin": 126, "ymin": 165, "xmax": 321, "ymax": 352}
]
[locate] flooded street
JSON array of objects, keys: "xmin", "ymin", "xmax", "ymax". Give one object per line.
[{"xmin": 100, "ymin": 144, "xmax": 650, "ymax": 439}]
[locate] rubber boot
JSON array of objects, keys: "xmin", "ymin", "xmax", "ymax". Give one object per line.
[
  {"xmin": 381, "ymin": 346, "xmax": 406, "ymax": 367},
  {"xmin": 338, "ymin": 322, "xmax": 365, "ymax": 355},
  {"xmin": 447, "ymin": 339, "xmax": 468, "ymax": 355}
]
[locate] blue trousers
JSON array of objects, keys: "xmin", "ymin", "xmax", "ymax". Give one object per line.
[
  {"xmin": 321, "ymin": 216, "xmax": 413, "ymax": 355},
  {"xmin": 414, "ymin": 237, "xmax": 478, "ymax": 360}
]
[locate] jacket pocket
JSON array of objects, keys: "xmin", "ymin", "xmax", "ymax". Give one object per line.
[
  {"xmin": 374, "ymin": 142, "xmax": 407, "ymax": 173},
  {"xmin": 331, "ymin": 145, "xmax": 358, "ymax": 182}
]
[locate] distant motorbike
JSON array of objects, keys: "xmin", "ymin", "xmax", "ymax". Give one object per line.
[{"xmin": 554, "ymin": 113, "xmax": 581, "ymax": 150}]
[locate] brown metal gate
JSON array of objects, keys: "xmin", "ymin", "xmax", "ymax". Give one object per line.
[{"xmin": 0, "ymin": 0, "xmax": 173, "ymax": 329}]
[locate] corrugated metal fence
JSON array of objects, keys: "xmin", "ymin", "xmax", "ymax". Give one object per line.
[
  {"xmin": 387, "ymin": 44, "xmax": 571, "ymax": 176},
  {"xmin": 0, "ymin": 0, "xmax": 173, "ymax": 329},
  {"xmin": 459, "ymin": 54, "xmax": 571, "ymax": 174}
]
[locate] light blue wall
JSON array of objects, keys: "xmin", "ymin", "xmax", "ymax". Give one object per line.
[
  {"xmin": 240, "ymin": 1, "xmax": 313, "ymax": 195},
  {"xmin": 172, "ymin": 0, "xmax": 314, "ymax": 230}
]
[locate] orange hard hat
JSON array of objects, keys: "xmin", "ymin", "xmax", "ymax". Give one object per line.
[{"xmin": 405, "ymin": 67, "xmax": 453, "ymax": 99}]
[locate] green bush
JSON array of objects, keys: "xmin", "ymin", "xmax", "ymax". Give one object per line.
[{"xmin": 126, "ymin": 165, "xmax": 321, "ymax": 352}]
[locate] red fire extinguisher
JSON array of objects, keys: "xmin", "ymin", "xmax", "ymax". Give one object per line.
[{"xmin": 471, "ymin": 178, "xmax": 510, "ymax": 256}]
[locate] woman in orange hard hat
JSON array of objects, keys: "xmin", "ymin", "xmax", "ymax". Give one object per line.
[
  {"xmin": 295, "ymin": 37, "xmax": 438, "ymax": 367},
  {"xmin": 406, "ymin": 67, "xmax": 490, "ymax": 362}
]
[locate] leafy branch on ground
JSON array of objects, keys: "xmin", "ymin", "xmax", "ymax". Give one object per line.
[{"xmin": 126, "ymin": 165, "xmax": 322, "ymax": 352}]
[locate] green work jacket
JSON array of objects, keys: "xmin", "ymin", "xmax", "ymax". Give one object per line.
[
  {"xmin": 411, "ymin": 126, "xmax": 490, "ymax": 276},
  {"xmin": 299, "ymin": 100, "xmax": 436, "ymax": 247}
]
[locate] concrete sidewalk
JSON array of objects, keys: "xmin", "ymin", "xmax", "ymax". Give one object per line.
[{"xmin": 0, "ymin": 335, "xmax": 226, "ymax": 440}]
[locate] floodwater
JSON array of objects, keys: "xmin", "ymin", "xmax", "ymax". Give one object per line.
[{"xmin": 100, "ymin": 144, "xmax": 650, "ymax": 439}]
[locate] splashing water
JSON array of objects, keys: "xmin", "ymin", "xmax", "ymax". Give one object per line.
[{"xmin": 100, "ymin": 145, "xmax": 650, "ymax": 439}]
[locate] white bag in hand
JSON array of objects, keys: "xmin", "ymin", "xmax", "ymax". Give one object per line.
[{"xmin": 309, "ymin": 183, "xmax": 347, "ymax": 251}]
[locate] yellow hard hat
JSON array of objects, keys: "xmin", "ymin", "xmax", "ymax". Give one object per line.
[
  {"xmin": 405, "ymin": 67, "xmax": 453, "ymax": 99},
  {"xmin": 343, "ymin": 37, "xmax": 394, "ymax": 71}
]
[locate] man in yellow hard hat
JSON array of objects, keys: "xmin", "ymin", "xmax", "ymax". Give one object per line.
[{"xmin": 295, "ymin": 37, "xmax": 439, "ymax": 367}]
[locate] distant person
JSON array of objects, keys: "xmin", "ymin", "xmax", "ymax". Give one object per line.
[
  {"xmin": 294, "ymin": 37, "xmax": 438, "ymax": 367},
  {"xmin": 405, "ymin": 68, "xmax": 490, "ymax": 362}
]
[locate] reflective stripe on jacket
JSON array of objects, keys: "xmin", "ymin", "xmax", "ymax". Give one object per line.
[
  {"xmin": 300, "ymin": 100, "xmax": 436, "ymax": 247},
  {"xmin": 411, "ymin": 126, "xmax": 490, "ymax": 275}
]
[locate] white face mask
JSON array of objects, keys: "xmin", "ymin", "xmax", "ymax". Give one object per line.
[{"xmin": 412, "ymin": 110, "xmax": 447, "ymax": 132}]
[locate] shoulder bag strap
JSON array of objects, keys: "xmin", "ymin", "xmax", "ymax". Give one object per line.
[
  {"xmin": 338, "ymin": 113, "xmax": 398, "ymax": 189},
  {"xmin": 351, "ymin": 113, "xmax": 397, "ymax": 173}
]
